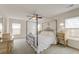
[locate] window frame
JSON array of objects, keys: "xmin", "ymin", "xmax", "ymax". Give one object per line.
[
  {"xmin": 65, "ymin": 17, "xmax": 79, "ymax": 28},
  {"xmin": 12, "ymin": 23, "xmax": 21, "ymax": 35}
]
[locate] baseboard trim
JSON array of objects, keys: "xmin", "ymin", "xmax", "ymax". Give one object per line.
[{"xmin": 67, "ymin": 45, "xmax": 79, "ymax": 51}]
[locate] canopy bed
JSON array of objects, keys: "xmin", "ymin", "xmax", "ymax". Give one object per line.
[{"xmin": 26, "ymin": 14, "xmax": 57, "ymax": 53}]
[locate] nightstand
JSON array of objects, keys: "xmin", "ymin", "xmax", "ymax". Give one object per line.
[{"xmin": 57, "ymin": 32, "xmax": 67, "ymax": 46}]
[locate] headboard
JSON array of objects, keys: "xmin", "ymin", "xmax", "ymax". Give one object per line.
[
  {"xmin": 43, "ymin": 27, "xmax": 54, "ymax": 32},
  {"xmin": 38, "ymin": 27, "xmax": 55, "ymax": 34}
]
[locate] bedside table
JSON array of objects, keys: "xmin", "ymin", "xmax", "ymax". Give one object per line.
[{"xmin": 57, "ymin": 32, "xmax": 67, "ymax": 46}]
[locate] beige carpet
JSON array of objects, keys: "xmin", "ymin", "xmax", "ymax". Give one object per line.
[
  {"xmin": 13, "ymin": 39, "xmax": 35, "ymax": 54},
  {"xmin": 41, "ymin": 45, "xmax": 79, "ymax": 54},
  {"xmin": 12, "ymin": 39, "xmax": 79, "ymax": 54}
]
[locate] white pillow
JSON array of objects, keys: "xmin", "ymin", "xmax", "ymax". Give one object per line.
[{"xmin": 40, "ymin": 31, "xmax": 48, "ymax": 36}]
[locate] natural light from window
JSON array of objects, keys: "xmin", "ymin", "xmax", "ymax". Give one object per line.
[
  {"xmin": 0, "ymin": 23, "xmax": 2, "ymax": 33},
  {"xmin": 38, "ymin": 24, "xmax": 42, "ymax": 32},
  {"xmin": 65, "ymin": 17, "xmax": 79, "ymax": 28},
  {"xmin": 65, "ymin": 17, "xmax": 79, "ymax": 40},
  {"xmin": 12, "ymin": 23, "xmax": 21, "ymax": 35}
]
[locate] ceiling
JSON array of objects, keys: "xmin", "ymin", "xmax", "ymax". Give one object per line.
[{"xmin": 0, "ymin": 4, "xmax": 79, "ymax": 19}]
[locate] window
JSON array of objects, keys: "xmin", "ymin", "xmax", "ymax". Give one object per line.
[
  {"xmin": 65, "ymin": 17, "xmax": 79, "ymax": 28},
  {"xmin": 12, "ymin": 23, "xmax": 21, "ymax": 35},
  {"xmin": 0, "ymin": 23, "xmax": 2, "ymax": 33},
  {"xmin": 38, "ymin": 24, "xmax": 42, "ymax": 32},
  {"xmin": 65, "ymin": 17, "xmax": 79, "ymax": 40}
]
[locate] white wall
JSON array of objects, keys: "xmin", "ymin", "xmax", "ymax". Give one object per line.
[
  {"xmin": 27, "ymin": 21, "xmax": 37, "ymax": 35},
  {"xmin": 0, "ymin": 17, "xmax": 3, "ymax": 23}
]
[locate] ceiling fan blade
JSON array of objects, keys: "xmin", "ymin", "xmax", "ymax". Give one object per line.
[{"xmin": 38, "ymin": 16, "xmax": 42, "ymax": 19}]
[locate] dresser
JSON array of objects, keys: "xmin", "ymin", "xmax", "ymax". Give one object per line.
[
  {"xmin": 57, "ymin": 32, "xmax": 66, "ymax": 46},
  {"xmin": 0, "ymin": 33, "xmax": 13, "ymax": 53}
]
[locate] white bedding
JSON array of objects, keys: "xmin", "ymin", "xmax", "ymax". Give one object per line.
[{"xmin": 37, "ymin": 31, "xmax": 56, "ymax": 53}]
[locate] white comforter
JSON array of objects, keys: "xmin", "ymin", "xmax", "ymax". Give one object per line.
[{"xmin": 37, "ymin": 31, "xmax": 56, "ymax": 53}]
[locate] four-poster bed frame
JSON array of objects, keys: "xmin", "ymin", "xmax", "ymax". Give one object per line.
[{"xmin": 26, "ymin": 14, "xmax": 58, "ymax": 53}]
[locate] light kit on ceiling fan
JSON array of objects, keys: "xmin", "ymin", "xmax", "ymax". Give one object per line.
[
  {"xmin": 32, "ymin": 16, "xmax": 36, "ymax": 20},
  {"xmin": 29, "ymin": 14, "xmax": 43, "ymax": 20},
  {"xmin": 26, "ymin": 10, "xmax": 44, "ymax": 21}
]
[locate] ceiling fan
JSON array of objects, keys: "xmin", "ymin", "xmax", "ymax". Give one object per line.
[{"xmin": 26, "ymin": 10, "xmax": 43, "ymax": 20}]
